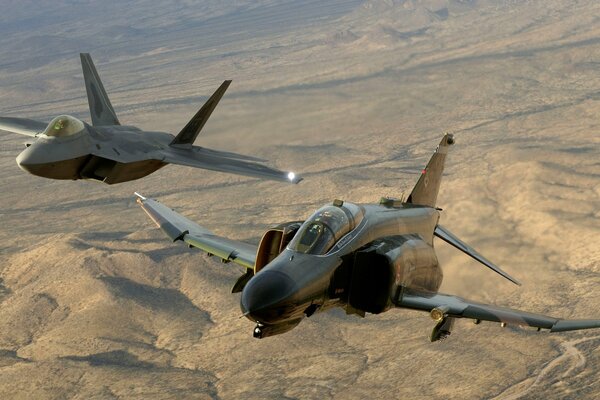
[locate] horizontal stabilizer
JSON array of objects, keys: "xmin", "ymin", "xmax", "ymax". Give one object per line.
[
  {"xmin": 80, "ymin": 53, "xmax": 120, "ymax": 126},
  {"xmin": 170, "ymin": 80, "xmax": 231, "ymax": 146},
  {"xmin": 435, "ymin": 224, "xmax": 521, "ymax": 286}
]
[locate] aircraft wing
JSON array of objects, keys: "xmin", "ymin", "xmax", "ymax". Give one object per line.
[
  {"xmin": 135, "ymin": 193, "xmax": 256, "ymax": 269},
  {"xmin": 397, "ymin": 288, "xmax": 600, "ymax": 332},
  {"xmin": 189, "ymin": 146, "xmax": 267, "ymax": 163},
  {"xmin": 162, "ymin": 146, "xmax": 301, "ymax": 184},
  {"xmin": 0, "ymin": 117, "xmax": 46, "ymax": 137}
]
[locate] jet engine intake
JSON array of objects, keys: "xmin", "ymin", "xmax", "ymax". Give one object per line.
[
  {"xmin": 232, "ymin": 221, "xmax": 302, "ymax": 294},
  {"xmin": 254, "ymin": 221, "xmax": 302, "ymax": 273},
  {"xmin": 332, "ymin": 235, "xmax": 441, "ymax": 316}
]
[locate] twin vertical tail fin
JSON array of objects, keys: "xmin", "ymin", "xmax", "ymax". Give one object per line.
[
  {"xmin": 79, "ymin": 52, "xmax": 229, "ymax": 140},
  {"xmin": 80, "ymin": 53, "xmax": 120, "ymax": 126},
  {"xmin": 170, "ymin": 80, "xmax": 231, "ymax": 146},
  {"xmin": 406, "ymin": 133, "xmax": 454, "ymax": 208}
]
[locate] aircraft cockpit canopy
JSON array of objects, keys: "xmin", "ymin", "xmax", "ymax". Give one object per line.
[
  {"xmin": 289, "ymin": 202, "xmax": 364, "ymax": 255},
  {"xmin": 43, "ymin": 115, "xmax": 85, "ymax": 138}
]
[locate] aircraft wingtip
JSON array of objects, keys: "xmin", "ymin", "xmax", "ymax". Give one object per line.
[{"xmin": 287, "ymin": 172, "xmax": 302, "ymax": 184}]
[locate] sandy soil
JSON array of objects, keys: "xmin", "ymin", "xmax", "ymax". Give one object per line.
[{"xmin": 0, "ymin": 1, "xmax": 598, "ymax": 399}]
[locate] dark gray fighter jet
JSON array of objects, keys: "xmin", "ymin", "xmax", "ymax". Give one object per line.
[
  {"xmin": 135, "ymin": 134, "xmax": 600, "ymax": 340},
  {"xmin": 0, "ymin": 53, "xmax": 300, "ymax": 184}
]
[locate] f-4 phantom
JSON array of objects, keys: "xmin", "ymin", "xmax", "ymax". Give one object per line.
[
  {"xmin": 136, "ymin": 134, "xmax": 600, "ymax": 340},
  {"xmin": 0, "ymin": 53, "xmax": 300, "ymax": 184}
]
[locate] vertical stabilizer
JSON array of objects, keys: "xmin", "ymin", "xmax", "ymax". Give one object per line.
[
  {"xmin": 406, "ymin": 133, "xmax": 454, "ymax": 207},
  {"xmin": 80, "ymin": 53, "xmax": 120, "ymax": 126},
  {"xmin": 170, "ymin": 80, "xmax": 231, "ymax": 146}
]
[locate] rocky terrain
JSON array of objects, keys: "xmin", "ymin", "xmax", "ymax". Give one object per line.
[{"xmin": 0, "ymin": 1, "xmax": 598, "ymax": 398}]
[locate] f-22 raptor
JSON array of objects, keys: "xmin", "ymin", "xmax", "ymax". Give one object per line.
[
  {"xmin": 136, "ymin": 134, "xmax": 600, "ymax": 340},
  {"xmin": 0, "ymin": 53, "xmax": 300, "ymax": 185}
]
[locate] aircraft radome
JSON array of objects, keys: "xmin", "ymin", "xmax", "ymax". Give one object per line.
[
  {"xmin": 0, "ymin": 53, "xmax": 300, "ymax": 185},
  {"xmin": 135, "ymin": 134, "xmax": 600, "ymax": 340}
]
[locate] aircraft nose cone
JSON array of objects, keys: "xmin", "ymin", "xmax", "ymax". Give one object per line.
[
  {"xmin": 16, "ymin": 147, "xmax": 33, "ymax": 168},
  {"xmin": 241, "ymin": 270, "xmax": 297, "ymax": 324},
  {"xmin": 15, "ymin": 146, "xmax": 41, "ymax": 173}
]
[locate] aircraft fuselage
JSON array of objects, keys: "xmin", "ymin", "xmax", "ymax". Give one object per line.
[
  {"xmin": 16, "ymin": 121, "xmax": 173, "ymax": 184},
  {"xmin": 241, "ymin": 201, "xmax": 443, "ymax": 337}
]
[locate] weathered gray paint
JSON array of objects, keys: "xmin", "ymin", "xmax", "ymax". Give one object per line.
[{"xmin": 136, "ymin": 133, "xmax": 600, "ymax": 340}]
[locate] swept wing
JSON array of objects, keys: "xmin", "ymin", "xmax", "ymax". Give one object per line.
[
  {"xmin": 397, "ymin": 288, "xmax": 600, "ymax": 332},
  {"xmin": 162, "ymin": 146, "xmax": 301, "ymax": 183},
  {"xmin": 0, "ymin": 117, "xmax": 46, "ymax": 137},
  {"xmin": 161, "ymin": 79, "xmax": 300, "ymax": 183},
  {"xmin": 135, "ymin": 193, "xmax": 256, "ymax": 269}
]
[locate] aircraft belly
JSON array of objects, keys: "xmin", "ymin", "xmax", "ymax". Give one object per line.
[{"xmin": 103, "ymin": 160, "xmax": 167, "ymax": 184}]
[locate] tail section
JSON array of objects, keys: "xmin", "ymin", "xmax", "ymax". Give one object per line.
[
  {"xmin": 406, "ymin": 133, "xmax": 454, "ymax": 207},
  {"xmin": 170, "ymin": 80, "xmax": 231, "ymax": 146},
  {"xmin": 80, "ymin": 53, "xmax": 120, "ymax": 126}
]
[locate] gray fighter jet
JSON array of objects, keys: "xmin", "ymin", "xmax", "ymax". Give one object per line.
[
  {"xmin": 0, "ymin": 53, "xmax": 300, "ymax": 184},
  {"xmin": 136, "ymin": 134, "xmax": 600, "ymax": 340}
]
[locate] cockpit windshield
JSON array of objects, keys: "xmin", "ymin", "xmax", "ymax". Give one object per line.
[
  {"xmin": 288, "ymin": 202, "xmax": 364, "ymax": 255},
  {"xmin": 43, "ymin": 115, "xmax": 85, "ymax": 138}
]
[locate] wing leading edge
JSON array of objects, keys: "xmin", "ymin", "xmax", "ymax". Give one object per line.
[
  {"xmin": 396, "ymin": 288, "xmax": 600, "ymax": 333},
  {"xmin": 135, "ymin": 193, "xmax": 256, "ymax": 269},
  {"xmin": 0, "ymin": 117, "xmax": 47, "ymax": 137}
]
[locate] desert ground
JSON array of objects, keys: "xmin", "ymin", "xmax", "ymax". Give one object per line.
[{"xmin": 0, "ymin": 0, "xmax": 599, "ymax": 399}]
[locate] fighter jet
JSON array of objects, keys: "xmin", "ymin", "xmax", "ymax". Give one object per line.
[
  {"xmin": 135, "ymin": 134, "xmax": 600, "ymax": 340},
  {"xmin": 0, "ymin": 53, "xmax": 300, "ymax": 184}
]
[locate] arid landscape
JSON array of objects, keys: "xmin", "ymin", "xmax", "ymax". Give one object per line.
[{"xmin": 0, "ymin": 0, "xmax": 599, "ymax": 398}]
